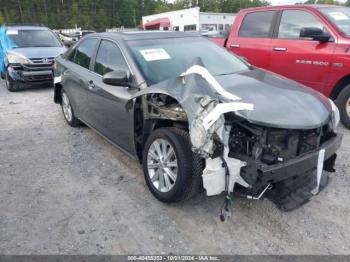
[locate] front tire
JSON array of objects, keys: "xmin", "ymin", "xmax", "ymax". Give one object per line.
[
  {"xmin": 336, "ymin": 84, "xmax": 350, "ymax": 129},
  {"xmin": 61, "ymin": 89, "xmax": 82, "ymax": 127},
  {"xmin": 142, "ymin": 127, "xmax": 203, "ymax": 203},
  {"xmin": 5, "ymin": 72, "xmax": 18, "ymax": 92}
]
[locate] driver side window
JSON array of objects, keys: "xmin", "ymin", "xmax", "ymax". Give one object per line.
[
  {"xmin": 93, "ymin": 40, "xmax": 128, "ymax": 76},
  {"xmin": 278, "ymin": 10, "xmax": 325, "ymax": 39}
]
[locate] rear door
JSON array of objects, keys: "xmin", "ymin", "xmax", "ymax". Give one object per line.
[
  {"xmin": 62, "ymin": 38, "xmax": 99, "ymax": 121},
  {"xmin": 226, "ymin": 10, "xmax": 278, "ymax": 69},
  {"xmin": 269, "ymin": 9, "xmax": 336, "ymax": 93},
  {"xmin": 86, "ymin": 39, "xmax": 136, "ymax": 155}
]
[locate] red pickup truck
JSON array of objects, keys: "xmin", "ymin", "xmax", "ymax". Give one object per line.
[{"xmin": 211, "ymin": 5, "xmax": 350, "ymax": 128}]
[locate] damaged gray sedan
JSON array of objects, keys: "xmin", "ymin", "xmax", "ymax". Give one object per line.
[{"xmin": 54, "ymin": 32, "xmax": 342, "ymax": 214}]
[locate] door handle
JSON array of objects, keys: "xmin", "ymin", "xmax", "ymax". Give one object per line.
[
  {"xmin": 273, "ymin": 47, "xmax": 287, "ymax": 52},
  {"xmin": 88, "ymin": 80, "xmax": 95, "ymax": 90},
  {"xmin": 230, "ymin": 44, "xmax": 240, "ymax": 48}
]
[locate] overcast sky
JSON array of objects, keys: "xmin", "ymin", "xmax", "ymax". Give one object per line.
[{"xmin": 167, "ymin": 0, "xmax": 346, "ymax": 5}]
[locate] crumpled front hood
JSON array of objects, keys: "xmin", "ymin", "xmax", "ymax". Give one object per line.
[
  {"xmin": 9, "ymin": 46, "xmax": 66, "ymax": 59},
  {"xmin": 216, "ymin": 69, "xmax": 332, "ymax": 129}
]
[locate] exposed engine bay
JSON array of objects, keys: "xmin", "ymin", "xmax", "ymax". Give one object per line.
[{"xmin": 227, "ymin": 120, "xmax": 335, "ymax": 165}]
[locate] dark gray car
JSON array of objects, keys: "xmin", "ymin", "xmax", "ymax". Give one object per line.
[
  {"xmin": 53, "ymin": 32, "xmax": 342, "ymax": 213},
  {"xmin": 1, "ymin": 24, "xmax": 66, "ymax": 91}
]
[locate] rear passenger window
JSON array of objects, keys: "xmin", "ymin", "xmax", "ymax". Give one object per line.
[
  {"xmin": 74, "ymin": 38, "xmax": 98, "ymax": 69},
  {"xmin": 239, "ymin": 11, "xmax": 276, "ymax": 38},
  {"xmin": 278, "ymin": 10, "xmax": 324, "ymax": 39},
  {"xmin": 94, "ymin": 40, "xmax": 128, "ymax": 76}
]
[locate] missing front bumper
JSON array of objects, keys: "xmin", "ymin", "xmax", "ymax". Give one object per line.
[
  {"xmin": 241, "ymin": 133, "xmax": 343, "ymax": 195},
  {"xmin": 8, "ymin": 66, "xmax": 53, "ymax": 83}
]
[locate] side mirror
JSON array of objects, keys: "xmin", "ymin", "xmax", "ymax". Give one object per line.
[
  {"xmin": 103, "ymin": 70, "xmax": 130, "ymax": 87},
  {"xmin": 300, "ymin": 27, "xmax": 331, "ymax": 42}
]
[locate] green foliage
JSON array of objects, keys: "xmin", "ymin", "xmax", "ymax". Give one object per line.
[
  {"xmin": 1, "ymin": 0, "xmax": 269, "ymax": 30},
  {"xmin": 0, "ymin": 11, "xmax": 4, "ymax": 25}
]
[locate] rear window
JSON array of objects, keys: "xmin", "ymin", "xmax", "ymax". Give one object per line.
[{"xmin": 238, "ymin": 11, "xmax": 276, "ymax": 38}]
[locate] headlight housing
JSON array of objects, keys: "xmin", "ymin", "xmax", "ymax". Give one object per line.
[
  {"xmin": 329, "ymin": 99, "xmax": 340, "ymax": 130},
  {"xmin": 6, "ymin": 51, "xmax": 30, "ymax": 64}
]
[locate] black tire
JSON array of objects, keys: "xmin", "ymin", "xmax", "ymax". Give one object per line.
[
  {"xmin": 5, "ymin": 72, "xmax": 18, "ymax": 92},
  {"xmin": 142, "ymin": 127, "xmax": 203, "ymax": 203},
  {"xmin": 60, "ymin": 89, "xmax": 82, "ymax": 127},
  {"xmin": 266, "ymin": 170, "xmax": 329, "ymax": 212},
  {"xmin": 336, "ymin": 84, "xmax": 350, "ymax": 129}
]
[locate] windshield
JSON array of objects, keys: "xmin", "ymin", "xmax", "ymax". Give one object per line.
[
  {"xmin": 320, "ymin": 7, "xmax": 350, "ymax": 36},
  {"xmin": 7, "ymin": 29, "xmax": 62, "ymax": 48},
  {"xmin": 127, "ymin": 37, "xmax": 248, "ymax": 85}
]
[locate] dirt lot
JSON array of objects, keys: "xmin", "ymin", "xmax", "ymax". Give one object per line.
[{"xmin": 0, "ymin": 80, "xmax": 349, "ymax": 255}]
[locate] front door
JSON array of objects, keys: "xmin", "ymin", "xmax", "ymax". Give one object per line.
[
  {"xmin": 85, "ymin": 39, "xmax": 136, "ymax": 155},
  {"xmin": 269, "ymin": 9, "xmax": 336, "ymax": 93}
]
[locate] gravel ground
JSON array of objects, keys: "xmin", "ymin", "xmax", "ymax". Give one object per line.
[{"xmin": 0, "ymin": 81, "xmax": 349, "ymax": 255}]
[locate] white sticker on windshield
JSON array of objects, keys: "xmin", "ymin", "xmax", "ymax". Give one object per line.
[
  {"xmin": 7, "ymin": 30, "xmax": 18, "ymax": 35},
  {"xmin": 139, "ymin": 48, "xmax": 171, "ymax": 62},
  {"xmin": 329, "ymin": 12, "xmax": 349, "ymax": 21}
]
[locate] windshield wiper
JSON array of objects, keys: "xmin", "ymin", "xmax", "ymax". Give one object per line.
[
  {"xmin": 31, "ymin": 45, "xmax": 56, "ymax": 47},
  {"xmin": 215, "ymin": 72, "xmax": 236, "ymax": 76}
]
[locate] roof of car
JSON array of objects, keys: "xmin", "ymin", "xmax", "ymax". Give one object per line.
[
  {"xmin": 240, "ymin": 4, "xmax": 345, "ymax": 12},
  {"xmin": 89, "ymin": 31, "xmax": 201, "ymax": 41},
  {"xmin": 4, "ymin": 24, "xmax": 48, "ymax": 30}
]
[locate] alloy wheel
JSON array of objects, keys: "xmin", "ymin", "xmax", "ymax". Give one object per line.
[
  {"xmin": 147, "ymin": 138, "xmax": 178, "ymax": 193},
  {"xmin": 62, "ymin": 92, "xmax": 73, "ymax": 122}
]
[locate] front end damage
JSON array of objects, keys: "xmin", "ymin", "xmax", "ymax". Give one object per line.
[{"xmin": 131, "ymin": 64, "xmax": 342, "ymax": 217}]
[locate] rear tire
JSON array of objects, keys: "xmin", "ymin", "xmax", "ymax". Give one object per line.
[
  {"xmin": 5, "ymin": 72, "xmax": 18, "ymax": 92},
  {"xmin": 267, "ymin": 170, "xmax": 329, "ymax": 211},
  {"xmin": 336, "ymin": 84, "xmax": 350, "ymax": 129},
  {"xmin": 142, "ymin": 127, "xmax": 203, "ymax": 203},
  {"xmin": 61, "ymin": 89, "xmax": 82, "ymax": 127}
]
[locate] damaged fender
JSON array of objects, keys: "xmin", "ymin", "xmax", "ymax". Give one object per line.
[{"xmin": 130, "ymin": 65, "xmax": 254, "ymax": 194}]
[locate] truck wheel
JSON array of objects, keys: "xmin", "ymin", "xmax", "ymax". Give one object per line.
[
  {"xmin": 61, "ymin": 89, "xmax": 82, "ymax": 127},
  {"xmin": 142, "ymin": 127, "xmax": 203, "ymax": 203},
  {"xmin": 336, "ymin": 84, "xmax": 350, "ymax": 129},
  {"xmin": 266, "ymin": 170, "xmax": 329, "ymax": 211},
  {"xmin": 5, "ymin": 72, "xmax": 18, "ymax": 92}
]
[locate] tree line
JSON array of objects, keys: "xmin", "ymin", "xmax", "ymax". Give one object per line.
[{"xmin": 0, "ymin": 0, "xmax": 350, "ymax": 31}]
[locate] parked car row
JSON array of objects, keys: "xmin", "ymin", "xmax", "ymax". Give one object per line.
[{"xmin": 0, "ymin": 7, "xmax": 345, "ymax": 217}]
